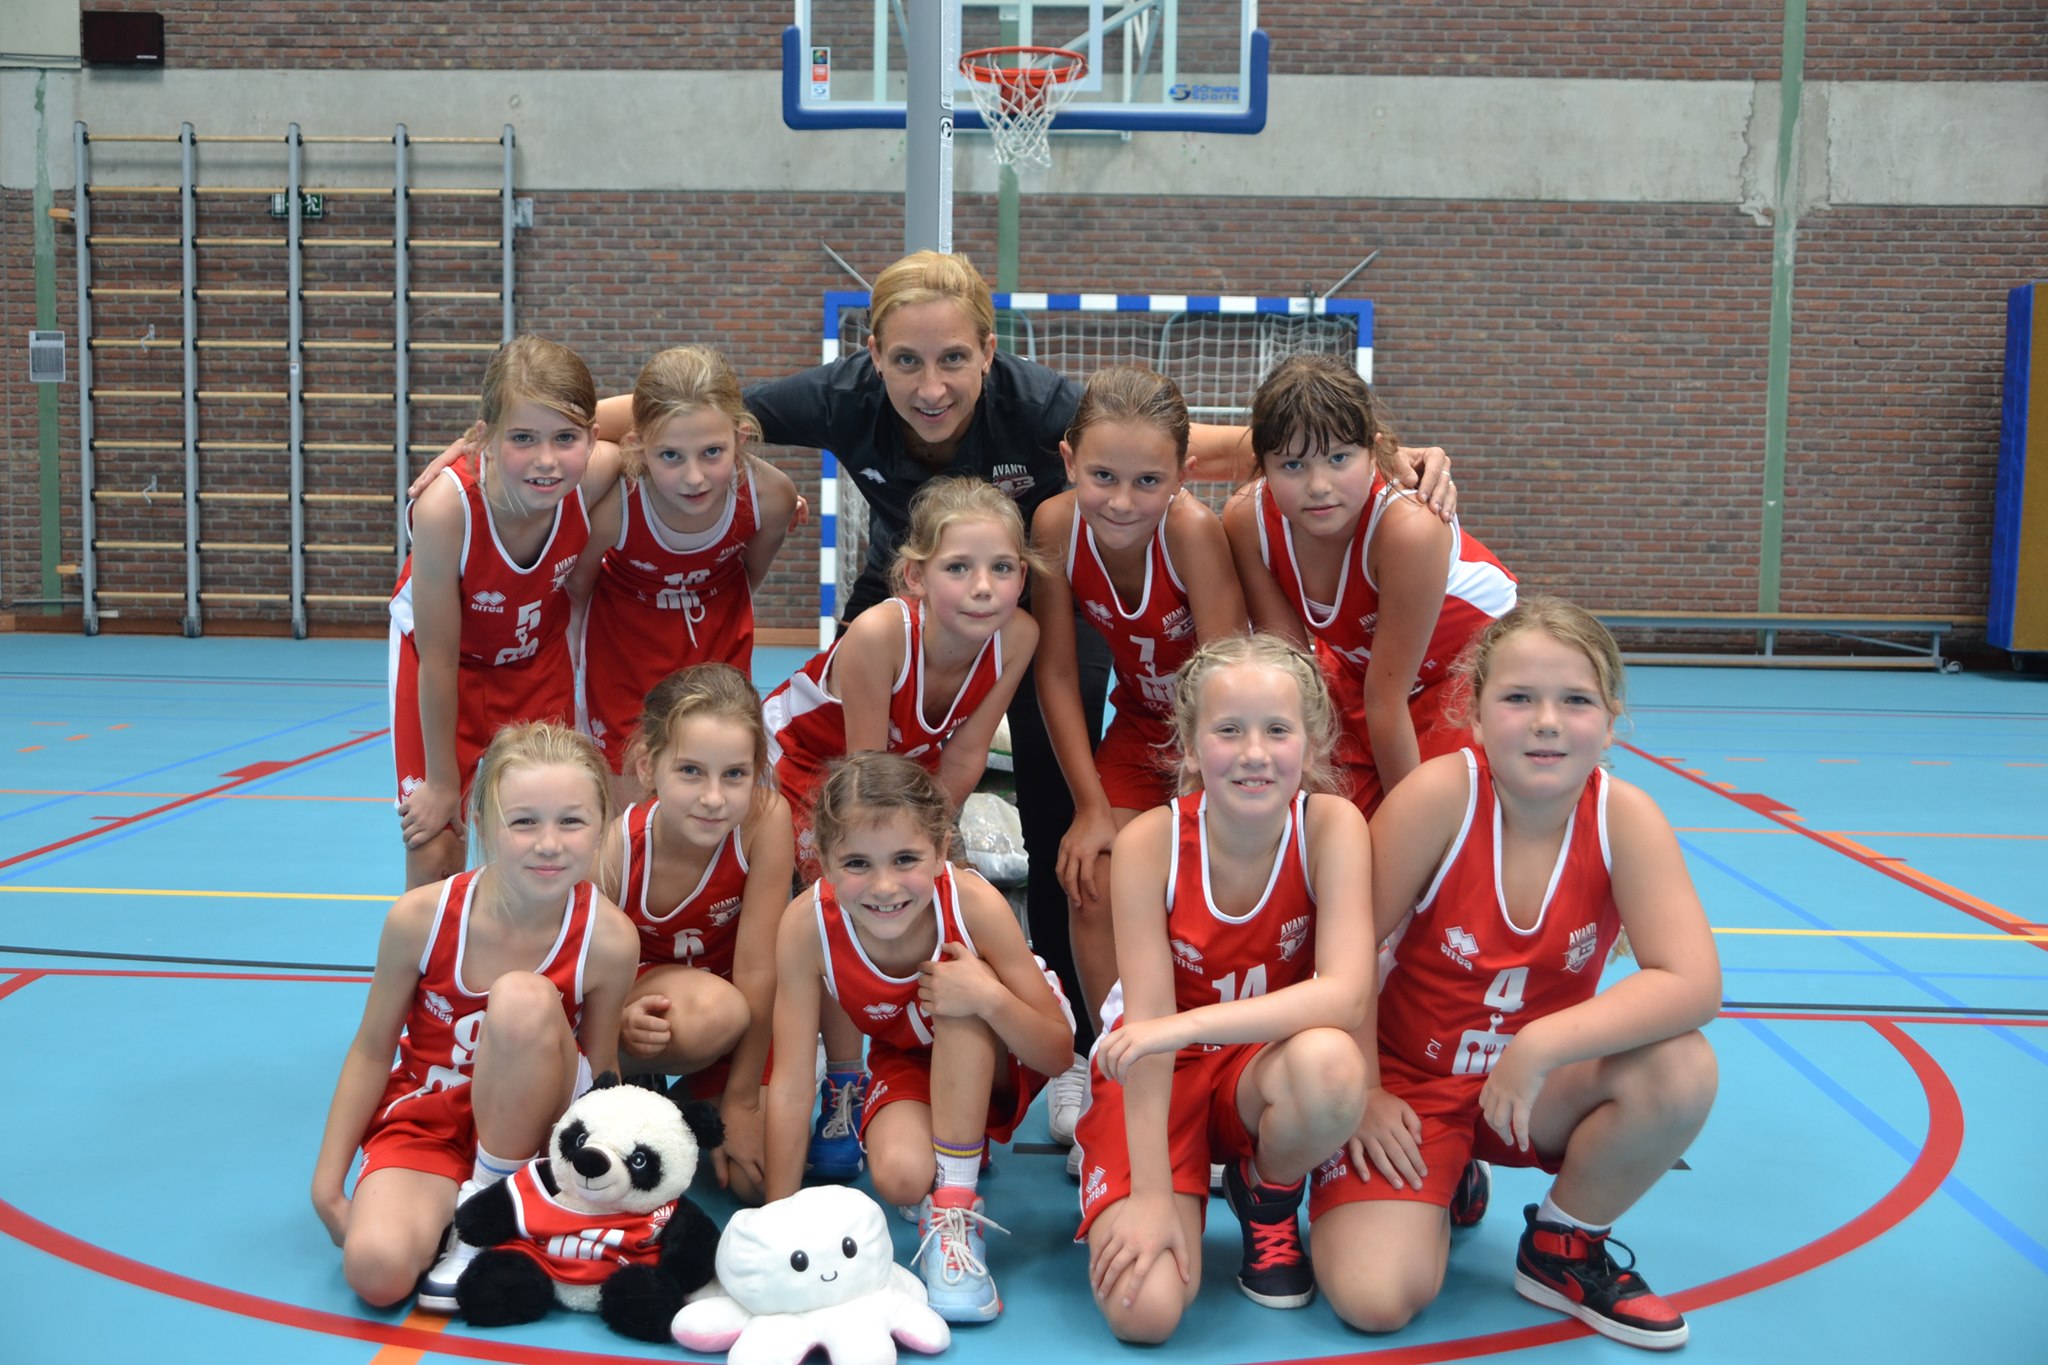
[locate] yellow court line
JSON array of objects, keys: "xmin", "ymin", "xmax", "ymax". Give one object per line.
[
  {"xmin": 0, "ymin": 885, "xmax": 393, "ymax": 903},
  {"xmin": 1712, "ymin": 927, "xmax": 2048, "ymax": 941},
  {"xmin": 2, "ymin": 885, "xmax": 2038, "ymax": 937}
]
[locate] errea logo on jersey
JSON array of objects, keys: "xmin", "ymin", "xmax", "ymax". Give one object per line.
[
  {"xmin": 1441, "ymin": 925, "xmax": 1479, "ymax": 971},
  {"xmin": 863, "ymin": 1003, "xmax": 901, "ymax": 1023},
  {"xmin": 1085, "ymin": 601, "xmax": 1113, "ymax": 626},
  {"xmin": 424, "ymin": 990, "xmax": 455, "ymax": 1023},
  {"xmin": 1170, "ymin": 937, "xmax": 1203, "ymax": 971},
  {"xmin": 1277, "ymin": 914, "xmax": 1311, "ymax": 962},
  {"xmin": 470, "ymin": 590, "xmax": 507, "ymax": 613}
]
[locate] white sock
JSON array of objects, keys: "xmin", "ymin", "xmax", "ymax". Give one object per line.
[
  {"xmin": 933, "ymin": 1137, "xmax": 984, "ymax": 1192},
  {"xmin": 1538, "ymin": 1191, "xmax": 1610, "ymax": 1237},
  {"xmin": 471, "ymin": 1144, "xmax": 523, "ymax": 1189}
]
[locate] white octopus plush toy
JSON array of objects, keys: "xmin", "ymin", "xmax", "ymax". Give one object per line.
[{"xmin": 673, "ymin": 1186, "xmax": 951, "ymax": 1365}]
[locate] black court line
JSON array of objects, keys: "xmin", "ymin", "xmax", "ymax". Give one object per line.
[{"xmin": 0, "ymin": 944, "xmax": 372, "ymax": 973}]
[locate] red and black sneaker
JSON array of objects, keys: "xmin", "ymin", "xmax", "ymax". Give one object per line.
[
  {"xmin": 1449, "ymin": 1159, "xmax": 1491, "ymax": 1229},
  {"xmin": 1222, "ymin": 1159, "xmax": 1315, "ymax": 1309},
  {"xmin": 1514, "ymin": 1205, "xmax": 1688, "ymax": 1350}
]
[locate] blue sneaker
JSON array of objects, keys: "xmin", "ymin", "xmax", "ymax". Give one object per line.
[
  {"xmin": 806, "ymin": 1070, "xmax": 866, "ymax": 1180},
  {"xmin": 914, "ymin": 1188, "xmax": 1004, "ymax": 1322}
]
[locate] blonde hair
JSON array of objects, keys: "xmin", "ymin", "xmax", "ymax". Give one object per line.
[
  {"xmin": 809, "ymin": 751, "xmax": 954, "ymax": 867},
  {"xmin": 1445, "ymin": 596, "xmax": 1627, "ymax": 731},
  {"xmin": 1169, "ymin": 633, "xmax": 1341, "ymax": 798},
  {"xmin": 469, "ymin": 720, "xmax": 616, "ymax": 882},
  {"xmin": 622, "ymin": 346, "xmax": 760, "ymax": 481},
  {"xmin": 1066, "ymin": 366, "xmax": 1191, "ymax": 466},
  {"xmin": 1249, "ymin": 352, "xmax": 1401, "ymax": 483},
  {"xmin": 478, "ymin": 335, "xmax": 597, "ymax": 439},
  {"xmin": 887, "ymin": 475, "xmax": 1048, "ymax": 596},
  {"xmin": 626, "ymin": 663, "xmax": 775, "ymax": 804},
  {"xmin": 868, "ymin": 250, "xmax": 997, "ymax": 346}
]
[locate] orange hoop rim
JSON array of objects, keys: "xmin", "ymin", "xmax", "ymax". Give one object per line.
[{"xmin": 958, "ymin": 45, "xmax": 1089, "ymax": 94}]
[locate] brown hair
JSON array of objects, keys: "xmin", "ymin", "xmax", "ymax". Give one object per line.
[
  {"xmin": 887, "ymin": 475, "xmax": 1049, "ymax": 596},
  {"xmin": 626, "ymin": 663, "xmax": 774, "ymax": 803},
  {"xmin": 1169, "ymin": 633, "xmax": 1342, "ymax": 798},
  {"xmin": 469, "ymin": 720, "xmax": 615, "ymax": 882},
  {"xmin": 809, "ymin": 751, "xmax": 954, "ymax": 865},
  {"xmin": 478, "ymin": 335, "xmax": 597, "ymax": 438},
  {"xmin": 1065, "ymin": 365, "xmax": 1191, "ymax": 466},
  {"xmin": 868, "ymin": 250, "xmax": 997, "ymax": 346},
  {"xmin": 1445, "ymin": 595, "xmax": 1627, "ymax": 731},
  {"xmin": 622, "ymin": 346, "xmax": 761, "ymax": 481},
  {"xmin": 1248, "ymin": 353, "xmax": 1401, "ymax": 481}
]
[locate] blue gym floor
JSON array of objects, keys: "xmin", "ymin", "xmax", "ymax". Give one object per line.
[{"xmin": 2, "ymin": 635, "xmax": 2042, "ymax": 1364}]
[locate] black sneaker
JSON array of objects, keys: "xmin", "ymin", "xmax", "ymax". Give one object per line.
[
  {"xmin": 1513, "ymin": 1205, "xmax": 1688, "ymax": 1350},
  {"xmin": 1221, "ymin": 1159, "xmax": 1314, "ymax": 1309},
  {"xmin": 1449, "ymin": 1159, "xmax": 1491, "ymax": 1228}
]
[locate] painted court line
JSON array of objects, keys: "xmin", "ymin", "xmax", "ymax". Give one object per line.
[
  {"xmin": 1621, "ymin": 742, "xmax": 2041, "ymax": 944},
  {"xmin": 0, "ymin": 789, "xmax": 388, "ymax": 803}
]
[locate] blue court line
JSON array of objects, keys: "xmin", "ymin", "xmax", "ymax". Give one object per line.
[
  {"xmin": 0, "ymin": 702, "xmax": 386, "ymax": 836},
  {"xmin": 1724, "ymin": 967, "xmax": 2048, "ymax": 983},
  {"xmin": 0, "ymin": 742, "xmax": 391, "ymax": 885},
  {"xmin": 1682, "ymin": 839, "xmax": 2048, "ymax": 1070},
  {"xmin": 1739, "ymin": 1018, "xmax": 2048, "ymax": 1277}
]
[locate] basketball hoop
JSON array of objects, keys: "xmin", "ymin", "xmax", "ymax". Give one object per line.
[{"xmin": 959, "ymin": 45, "xmax": 1087, "ymax": 170}]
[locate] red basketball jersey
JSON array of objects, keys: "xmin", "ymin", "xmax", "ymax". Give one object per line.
[
  {"xmin": 1066, "ymin": 496, "xmax": 1199, "ymax": 723},
  {"xmin": 1376, "ymin": 749, "xmax": 1623, "ymax": 1077},
  {"xmin": 579, "ymin": 474, "xmax": 759, "ymax": 766},
  {"xmin": 1254, "ymin": 474, "xmax": 1516, "ymax": 733},
  {"xmin": 812, "ymin": 861, "xmax": 979, "ymax": 1053},
  {"xmin": 762, "ymin": 597, "xmax": 1004, "ymax": 815},
  {"xmin": 613, "ymin": 800, "xmax": 749, "ymax": 979},
  {"xmin": 1104, "ymin": 791, "xmax": 1318, "ymax": 1027},
  {"xmin": 499, "ymin": 1159, "xmax": 671, "ymax": 1287},
  {"xmin": 375, "ymin": 869, "xmax": 598, "ymax": 1124}
]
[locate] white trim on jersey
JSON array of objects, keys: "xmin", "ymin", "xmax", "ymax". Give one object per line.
[
  {"xmin": 1415, "ymin": 750, "xmax": 1480, "ymax": 915},
  {"xmin": 1189, "ymin": 790, "xmax": 1307, "ymax": 926}
]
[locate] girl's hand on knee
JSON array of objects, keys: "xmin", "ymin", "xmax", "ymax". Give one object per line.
[
  {"xmin": 1479, "ymin": 1039, "xmax": 1549, "ymax": 1152},
  {"xmin": 312, "ymin": 1186, "xmax": 350, "ymax": 1247},
  {"xmin": 1058, "ymin": 808, "xmax": 1118, "ymax": 907},
  {"xmin": 1349, "ymin": 1086, "xmax": 1426, "ymax": 1190},
  {"xmin": 717, "ymin": 1096, "xmax": 767, "ymax": 1191},
  {"xmin": 916, "ymin": 943, "xmax": 999, "ymax": 1019},
  {"xmin": 1094, "ymin": 1017, "xmax": 1186, "ymax": 1084},
  {"xmin": 621, "ymin": 995, "xmax": 674, "ymax": 1058},
  {"xmin": 397, "ymin": 779, "xmax": 458, "ymax": 851},
  {"xmin": 1091, "ymin": 1193, "xmax": 1189, "ymax": 1308}
]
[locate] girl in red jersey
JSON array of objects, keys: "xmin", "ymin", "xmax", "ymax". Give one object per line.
[
  {"xmin": 1077, "ymin": 634, "xmax": 1373, "ymax": 1342},
  {"xmin": 573, "ymin": 347, "xmax": 799, "ymax": 807},
  {"xmin": 763, "ymin": 475, "xmax": 1040, "ymax": 876},
  {"xmin": 763, "ymin": 753, "xmax": 1075, "ymax": 1323},
  {"xmin": 1029, "ymin": 366, "xmax": 1250, "ymax": 1149},
  {"xmin": 600, "ymin": 663, "xmax": 794, "ymax": 1203},
  {"xmin": 311, "ymin": 722, "xmax": 641, "ymax": 1314},
  {"xmin": 1223, "ymin": 354, "xmax": 1517, "ymax": 816},
  {"xmin": 1309, "ymin": 598, "xmax": 1720, "ymax": 1351},
  {"xmin": 390, "ymin": 337, "xmax": 623, "ymax": 888}
]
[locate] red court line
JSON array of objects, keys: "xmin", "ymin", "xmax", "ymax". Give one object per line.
[
  {"xmin": 0, "ymin": 730, "xmax": 388, "ymax": 872},
  {"xmin": 0, "ymin": 961, "xmax": 1961, "ymax": 1365},
  {"xmin": 0, "ymin": 972, "xmax": 44, "ymax": 1004},
  {"xmin": 20, "ymin": 967, "xmax": 371, "ymax": 984},
  {"xmin": 1619, "ymin": 740, "xmax": 2044, "ymax": 950}
]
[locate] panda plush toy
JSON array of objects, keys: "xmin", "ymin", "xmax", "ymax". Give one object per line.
[{"xmin": 453, "ymin": 1073, "xmax": 723, "ymax": 1342}]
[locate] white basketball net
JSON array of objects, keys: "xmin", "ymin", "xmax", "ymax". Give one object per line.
[{"xmin": 961, "ymin": 49, "xmax": 1085, "ymax": 170}]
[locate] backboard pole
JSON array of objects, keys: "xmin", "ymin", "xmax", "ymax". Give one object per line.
[{"xmin": 903, "ymin": 0, "xmax": 957, "ymax": 252}]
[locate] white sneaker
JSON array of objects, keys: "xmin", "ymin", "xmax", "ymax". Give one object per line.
[
  {"xmin": 1210, "ymin": 1162, "xmax": 1227, "ymax": 1195},
  {"xmin": 1065, "ymin": 1143, "xmax": 1082, "ymax": 1180},
  {"xmin": 1047, "ymin": 1055, "xmax": 1088, "ymax": 1148},
  {"xmin": 416, "ymin": 1178, "xmax": 486, "ymax": 1312}
]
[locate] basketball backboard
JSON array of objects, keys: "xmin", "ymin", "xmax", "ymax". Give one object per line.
[{"xmin": 783, "ymin": 0, "xmax": 1267, "ymax": 134}]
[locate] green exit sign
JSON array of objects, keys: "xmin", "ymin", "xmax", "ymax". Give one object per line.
[{"xmin": 268, "ymin": 192, "xmax": 326, "ymax": 220}]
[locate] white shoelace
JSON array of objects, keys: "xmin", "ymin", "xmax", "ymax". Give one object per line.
[
  {"xmin": 916, "ymin": 1201, "xmax": 1008, "ymax": 1284},
  {"xmin": 817, "ymin": 1078, "xmax": 859, "ymax": 1139}
]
